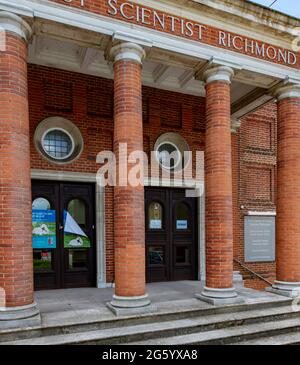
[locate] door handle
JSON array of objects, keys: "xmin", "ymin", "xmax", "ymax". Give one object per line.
[{"xmin": 59, "ymin": 225, "xmax": 64, "ymax": 231}]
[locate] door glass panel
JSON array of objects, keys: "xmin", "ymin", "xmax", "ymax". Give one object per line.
[
  {"xmin": 175, "ymin": 202, "xmax": 189, "ymax": 230},
  {"xmin": 176, "ymin": 246, "xmax": 191, "ymax": 264},
  {"xmin": 33, "ymin": 250, "xmax": 53, "ymax": 272},
  {"xmin": 32, "ymin": 198, "xmax": 51, "ymax": 210},
  {"xmin": 148, "ymin": 202, "xmax": 163, "ymax": 230},
  {"xmin": 148, "ymin": 246, "xmax": 164, "ymax": 265},
  {"xmin": 68, "ymin": 249, "xmax": 88, "ymax": 270},
  {"xmin": 68, "ymin": 199, "xmax": 86, "ymax": 225}
]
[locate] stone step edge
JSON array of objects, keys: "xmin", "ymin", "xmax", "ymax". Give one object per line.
[
  {"xmin": 0, "ymin": 297, "xmax": 292, "ymax": 340},
  {"xmin": 234, "ymin": 331, "xmax": 300, "ymax": 345},
  {"xmin": 1, "ymin": 305, "xmax": 298, "ymax": 346},
  {"xmin": 129, "ymin": 316, "xmax": 300, "ymax": 346}
]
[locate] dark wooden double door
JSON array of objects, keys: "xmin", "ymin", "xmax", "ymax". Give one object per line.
[
  {"xmin": 145, "ymin": 188, "xmax": 197, "ymax": 283},
  {"xmin": 32, "ymin": 181, "xmax": 96, "ymax": 290}
]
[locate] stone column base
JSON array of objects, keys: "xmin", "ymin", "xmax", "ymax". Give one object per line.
[
  {"xmin": 0, "ymin": 303, "xmax": 41, "ymax": 331},
  {"xmin": 233, "ymin": 271, "xmax": 244, "ymax": 286},
  {"xmin": 195, "ymin": 287, "xmax": 244, "ymax": 306},
  {"xmin": 107, "ymin": 294, "xmax": 157, "ymax": 316},
  {"xmin": 266, "ymin": 281, "xmax": 300, "ymax": 298}
]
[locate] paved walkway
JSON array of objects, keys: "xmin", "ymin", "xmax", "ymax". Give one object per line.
[{"xmin": 35, "ymin": 281, "xmax": 288, "ymax": 328}]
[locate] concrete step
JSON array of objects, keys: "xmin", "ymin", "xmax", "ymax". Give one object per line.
[
  {"xmin": 0, "ymin": 298, "xmax": 291, "ymax": 344},
  {"xmin": 130, "ymin": 317, "xmax": 300, "ymax": 346},
  {"xmin": 234, "ymin": 332, "xmax": 300, "ymax": 345},
  {"xmin": 1, "ymin": 304, "xmax": 298, "ymax": 345},
  {"xmin": 0, "ymin": 298, "xmax": 291, "ymax": 343}
]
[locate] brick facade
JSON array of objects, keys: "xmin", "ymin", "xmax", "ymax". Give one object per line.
[
  {"xmin": 235, "ymin": 103, "xmax": 277, "ymax": 289},
  {"xmin": 27, "ymin": 63, "xmax": 278, "ymax": 289}
]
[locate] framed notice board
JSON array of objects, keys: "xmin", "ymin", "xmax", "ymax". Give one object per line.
[{"xmin": 244, "ymin": 216, "xmax": 275, "ymax": 263}]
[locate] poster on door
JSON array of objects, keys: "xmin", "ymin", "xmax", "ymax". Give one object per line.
[
  {"xmin": 32, "ymin": 210, "xmax": 57, "ymax": 249},
  {"xmin": 63, "ymin": 211, "xmax": 91, "ymax": 248}
]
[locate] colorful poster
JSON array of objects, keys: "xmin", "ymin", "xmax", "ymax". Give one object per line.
[
  {"xmin": 32, "ymin": 210, "xmax": 57, "ymax": 249},
  {"xmin": 64, "ymin": 211, "xmax": 91, "ymax": 248}
]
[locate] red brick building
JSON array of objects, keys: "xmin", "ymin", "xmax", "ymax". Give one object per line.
[{"xmin": 1, "ymin": 0, "xmax": 300, "ymax": 327}]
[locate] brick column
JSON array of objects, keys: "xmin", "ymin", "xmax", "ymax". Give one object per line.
[
  {"xmin": 0, "ymin": 12, "xmax": 40, "ymax": 329},
  {"xmin": 268, "ymin": 84, "xmax": 300, "ymax": 297},
  {"xmin": 196, "ymin": 66, "xmax": 241, "ymax": 305},
  {"xmin": 108, "ymin": 42, "xmax": 151, "ymax": 313}
]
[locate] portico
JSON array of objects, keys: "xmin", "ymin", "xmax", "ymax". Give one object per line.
[{"xmin": 0, "ymin": 0, "xmax": 300, "ymax": 329}]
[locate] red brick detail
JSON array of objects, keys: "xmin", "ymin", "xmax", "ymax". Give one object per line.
[
  {"xmin": 205, "ymin": 80, "xmax": 233, "ymax": 289},
  {"xmin": 244, "ymin": 165, "xmax": 274, "ymax": 203},
  {"xmin": 0, "ymin": 33, "xmax": 34, "ymax": 307},
  {"xmin": 113, "ymin": 59, "xmax": 146, "ymax": 297},
  {"xmin": 43, "ymin": 79, "xmax": 73, "ymax": 112},
  {"xmin": 160, "ymin": 100, "xmax": 182, "ymax": 128},
  {"xmin": 276, "ymin": 97, "xmax": 300, "ymax": 283}
]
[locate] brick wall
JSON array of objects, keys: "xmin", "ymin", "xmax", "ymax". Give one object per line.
[
  {"xmin": 235, "ymin": 103, "xmax": 277, "ymax": 288},
  {"xmin": 28, "ymin": 64, "xmax": 277, "ymax": 289}
]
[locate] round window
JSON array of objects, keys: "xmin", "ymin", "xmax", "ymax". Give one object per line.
[
  {"xmin": 42, "ymin": 129, "xmax": 75, "ymax": 160},
  {"xmin": 156, "ymin": 142, "xmax": 182, "ymax": 171},
  {"xmin": 154, "ymin": 133, "xmax": 190, "ymax": 172},
  {"xmin": 34, "ymin": 117, "xmax": 84, "ymax": 165}
]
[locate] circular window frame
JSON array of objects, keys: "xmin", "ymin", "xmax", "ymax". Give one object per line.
[
  {"xmin": 154, "ymin": 133, "xmax": 191, "ymax": 173},
  {"xmin": 32, "ymin": 197, "xmax": 52, "ymax": 211},
  {"xmin": 41, "ymin": 127, "xmax": 75, "ymax": 161},
  {"xmin": 156, "ymin": 141, "xmax": 182, "ymax": 171},
  {"xmin": 34, "ymin": 117, "xmax": 84, "ymax": 165}
]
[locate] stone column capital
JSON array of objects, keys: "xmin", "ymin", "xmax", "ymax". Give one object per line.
[
  {"xmin": 109, "ymin": 42, "xmax": 146, "ymax": 65},
  {"xmin": 274, "ymin": 83, "xmax": 300, "ymax": 101},
  {"xmin": 0, "ymin": 11, "xmax": 32, "ymax": 42},
  {"xmin": 231, "ymin": 118, "xmax": 241, "ymax": 134},
  {"xmin": 203, "ymin": 65, "xmax": 234, "ymax": 85}
]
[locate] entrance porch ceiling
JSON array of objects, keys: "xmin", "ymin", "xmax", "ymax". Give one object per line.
[{"xmin": 28, "ymin": 20, "xmax": 280, "ymax": 119}]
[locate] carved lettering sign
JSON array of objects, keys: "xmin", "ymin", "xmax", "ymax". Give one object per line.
[{"xmin": 54, "ymin": 0, "xmax": 299, "ymax": 68}]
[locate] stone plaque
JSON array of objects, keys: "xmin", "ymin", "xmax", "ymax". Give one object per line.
[{"xmin": 244, "ymin": 216, "xmax": 275, "ymax": 262}]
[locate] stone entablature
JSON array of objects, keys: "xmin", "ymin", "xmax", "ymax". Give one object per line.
[{"xmin": 44, "ymin": 0, "xmax": 299, "ymax": 68}]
